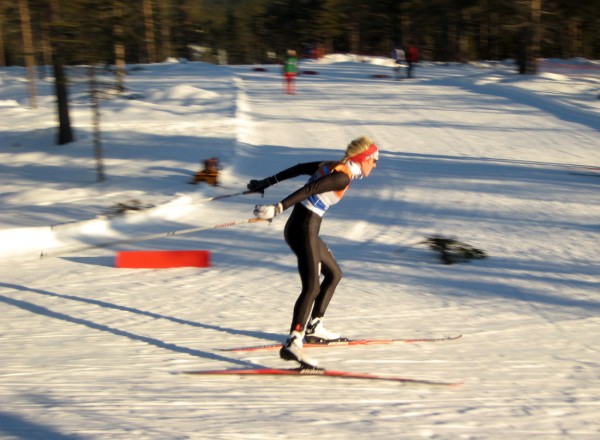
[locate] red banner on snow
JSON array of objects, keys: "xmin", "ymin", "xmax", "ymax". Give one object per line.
[{"xmin": 115, "ymin": 250, "xmax": 211, "ymax": 268}]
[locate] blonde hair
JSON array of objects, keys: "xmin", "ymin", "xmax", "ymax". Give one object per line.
[{"xmin": 342, "ymin": 136, "xmax": 374, "ymax": 163}]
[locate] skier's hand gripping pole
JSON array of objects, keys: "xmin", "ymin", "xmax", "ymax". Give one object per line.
[{"xmin": 253, "ymin": 203, "xmax": 283, "ymax": 220}]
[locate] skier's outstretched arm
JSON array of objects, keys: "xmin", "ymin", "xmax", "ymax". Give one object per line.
[{"xmin": 247, "ymin": 162, "xmax": 321, "ymax": 193}]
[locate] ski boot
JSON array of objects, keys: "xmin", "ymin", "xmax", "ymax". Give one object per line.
[
  {"xmin": 305, "ymin": 317, "xmax": 348, "ymax": 344},
  {"xmin": 280, "ymin": 330, "xmax": 319, "ymax": 368}
]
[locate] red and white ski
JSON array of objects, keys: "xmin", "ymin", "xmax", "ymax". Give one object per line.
[
  {"xmin": 219, "ymin": 334, "xmax": 462, "ymax": 353},
  {"xmin": 184, "ymin": 367, "xmax": 462, "ymax": 386}
]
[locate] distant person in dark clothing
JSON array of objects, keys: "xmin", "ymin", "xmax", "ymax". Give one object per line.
[
  {"xmin": 192, "ymin": 157, "xmax": 219, "ymax": 185},
  {"xmin": 405, "ymin": 44, "xmax": 420, "ymax": 78},
  {"xmin": 391, "ymin": 48, "xmax": 406, "ymax": 80}
]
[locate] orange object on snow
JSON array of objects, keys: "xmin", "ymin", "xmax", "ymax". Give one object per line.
[{"xmin": 115, "ymin": 250, "xmax": 211, "ymax": 268}]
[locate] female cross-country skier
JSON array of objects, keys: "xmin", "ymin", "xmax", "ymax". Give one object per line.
[{"xmin": 247, "ymin": 136, "xmax": 379, "ymax": 367}]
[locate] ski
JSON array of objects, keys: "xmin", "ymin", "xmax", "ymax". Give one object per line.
[
  {"xmin": 183, "ymin": 367, "xmax": 462, "ymax": 386},
  {"xmin": 40, "ymin": 217, "xmax": 270, "ymax": 258},
  {"xmin": 219, "ymin": 334, "xmax": 462, "ymax": 353}
]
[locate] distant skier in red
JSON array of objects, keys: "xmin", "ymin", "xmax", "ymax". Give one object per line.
[
  {"xmin": 247, "ymin": 136, "xmax": 380, "ymax": 367},
  {"xmin": 283, "ymin": 49, "xmax": 298, "ymax": 94},
  {"xmin": 405, "ymin": 43, "xmax": 420, "ymax": 78}
]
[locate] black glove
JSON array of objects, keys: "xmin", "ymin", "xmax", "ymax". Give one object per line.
[{"xmin": 247, "ymin": 177, "xmax": 273, "ymax": 194}]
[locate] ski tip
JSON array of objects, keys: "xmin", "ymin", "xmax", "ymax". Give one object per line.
[
  {"xmin": 433, "ymin": 334, "xmax": 462, "ymax": 341},
  {"xmin": 297, "ymin": 363, "xmax": 323, "ymax": 372}
]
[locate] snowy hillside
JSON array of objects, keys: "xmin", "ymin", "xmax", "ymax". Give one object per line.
[{"xmin": 1, "ymin": 56, "xmax": 599, "ymax": 439}]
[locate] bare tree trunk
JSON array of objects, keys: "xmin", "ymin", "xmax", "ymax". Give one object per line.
[
  {"xmin": 517, "ymin": 27, "xmax": 529, "ymax": 74},
  {"xmin": 459, "ymin": 8, "xmax": 471, "ymax": 62},
  {"xmin": 89, "ymin": 65, "xmax": 106, "ymax": 182},
  {"xmin": 113, "ymin": 0, "xmax": 126, "ymax": 92},
  {"xmin": 158, "ymin": 0, "xmax": 172, "ymax": 61},
  {"xmin": 0, "ymin": 12, "xmax": 6, "ymax": 67},
  {"xmin": 19, "ymin": 0, "xmax": 37, "ymax": 108},
  {"xmin": 401, "ymin": 8, "xmax": 411, "ymax": 48},
  {"xmin": 446, "ymin": 6, "xmax": 457, "ymax": 61},
  {"xmin": 568, "ymin": 17, "xmax": 581, "ymax": 58},
  {"xmin": 143, "ymin": 0, "xmax": 157, "ymax": 63},
  {"xmin": 324, "ymin": 36, "xmax": 333, "ymax": 55},
  {"xmin": 348, "ymin": 4, "xmax": 363, "ymax": 54},
  {"xmin": 530, "ymin": 0, "xmax": 542, "ymax": 73},
  {"xmin": 488, "ymin": 11, "xmax": 500, "ymax": 60},
  {"xmin": 40, "ymin": 25, "xmax": 53, "ymax": 78},
  {"xmin": 350, "ymin": 28, "xmax": 360, "ymax": 54},
  {"xmin": 49, "ymin": 0, "xmax": 74, "ymax": 145},
  {"xmin": 53, "ymin": 59, "xmax": 73, "ymax": 144}
]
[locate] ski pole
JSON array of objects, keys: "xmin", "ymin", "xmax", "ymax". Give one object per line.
[
  {"xmin": 40, "ymin": 217, "xmax": 270, "ymax": 259},
  {"xmin": 200, "ymin": 189, "xmax": 262, "ymax": 203},
  {"xmin": 49, "ymin": 190, "xmax": 262, "ymax": 229}
]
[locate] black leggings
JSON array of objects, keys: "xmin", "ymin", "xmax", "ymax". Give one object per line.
[{"xmin": 284, "ymin": 204, "xmax": 343, "ymax": 333}]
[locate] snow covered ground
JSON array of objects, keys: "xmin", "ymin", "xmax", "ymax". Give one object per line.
[{"xmin": 1, "ymin": 56, "xmax": 599, "ymax": 439}]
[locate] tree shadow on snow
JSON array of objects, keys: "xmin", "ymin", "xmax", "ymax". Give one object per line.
[
  {"xmin": 0, "ymin": 410, "xmax": 87, "ymax": 440},
  {"xmin": 0, "ymin": 282, "xmax": 282, "ymax": 368}
]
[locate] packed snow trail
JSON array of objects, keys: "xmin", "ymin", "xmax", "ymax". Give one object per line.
[{"xmin": 0, "ymin": 58, "xmax": 599, "ymax": 439}]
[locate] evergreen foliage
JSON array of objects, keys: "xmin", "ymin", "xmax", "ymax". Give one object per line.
[{"xmin": 1, "ymin": 0, "xmax": 599, "ymax": 67}]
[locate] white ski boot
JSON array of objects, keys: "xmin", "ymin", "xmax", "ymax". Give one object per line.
[
  {"xmin": 305, "ymin": 317, "xmax": 345, "ymax": 343},
  {"xmin": 280, "ymin": 330, "xmax": 319, "ymax": 368}
]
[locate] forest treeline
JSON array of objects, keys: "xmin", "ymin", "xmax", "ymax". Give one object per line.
[
  {"xmin": 2, "ymin": 0, "xmax": 600, "ymax": 68},
  {"xmin": 3, "ymin": 1, "xmax": 599, "ymax": 151}
]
